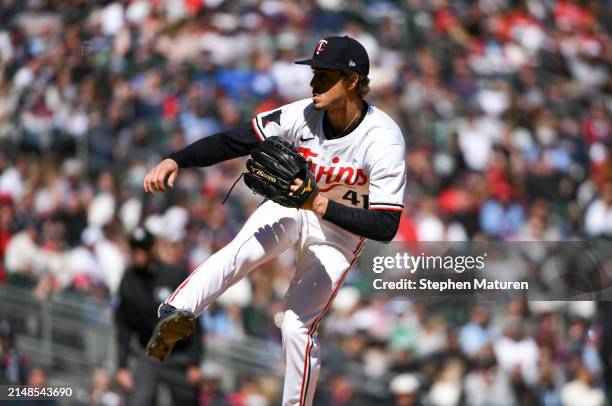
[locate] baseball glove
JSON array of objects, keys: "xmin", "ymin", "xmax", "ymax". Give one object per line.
[{"xmin": 244, "ymin": 137, "xmax": 317, "ymax": 208}]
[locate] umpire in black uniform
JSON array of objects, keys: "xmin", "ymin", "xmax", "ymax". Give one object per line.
[{"xmin": 115, "ymin": 227, "xmax": 203, "ymax": 406}]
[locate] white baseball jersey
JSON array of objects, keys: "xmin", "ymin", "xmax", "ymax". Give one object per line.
[
  {"xmin": 251, "ymin": 98, "xmax": 406, "ymax": 242},
  {"xmin": 165, "ymin": 98, "xmax": 406, "ymax": 406}
]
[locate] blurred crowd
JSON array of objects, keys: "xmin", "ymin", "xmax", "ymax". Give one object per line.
[{"xmin": 0, "ymin": 0, "xmax": 611, "ymax": 404}]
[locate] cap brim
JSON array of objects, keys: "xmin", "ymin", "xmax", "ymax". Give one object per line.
[{"xmin": 294, "ymin": 58, "xmax": 344, "ymax": 70}]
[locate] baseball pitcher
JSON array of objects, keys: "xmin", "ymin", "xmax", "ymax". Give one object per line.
[{"xmin": 142, "ymin": 36, "xmax": 406, "ymax": 406}]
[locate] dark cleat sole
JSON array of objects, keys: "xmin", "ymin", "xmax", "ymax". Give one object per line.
[{"xmin": 145, "ymin": 310, "xmax": 196, "ymax": 361}]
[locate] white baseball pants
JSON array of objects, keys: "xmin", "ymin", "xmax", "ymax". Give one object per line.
[{"xmin": 164, "ymin": 200, "xmax": 364, "ymax": 405}]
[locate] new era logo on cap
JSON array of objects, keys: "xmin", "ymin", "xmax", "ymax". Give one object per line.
[{"xmin": 294, "ymin": 36, "xmax": 370, "ymax": 75}]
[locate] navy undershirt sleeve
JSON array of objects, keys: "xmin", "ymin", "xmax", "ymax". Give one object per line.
[
  {"xmin": 323, "ymin": 200, "xmax": 401, "ymax": 242},
  {"xmin": 167, "ymin": 122, "xmax": 260, "ymax": 168}
]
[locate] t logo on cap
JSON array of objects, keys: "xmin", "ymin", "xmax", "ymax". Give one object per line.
[
  {"xmin": 315, "ymin": 39, "xmax": 328, "ymax": 55},
  {"xmin": 295, "ymin": 35, "xmax": 370, "ymax": 76}
]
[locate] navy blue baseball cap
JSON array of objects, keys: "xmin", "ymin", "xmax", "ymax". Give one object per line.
[{"xmin": 295, "ymin": 36, "xmax": 369, "ymax": 75}]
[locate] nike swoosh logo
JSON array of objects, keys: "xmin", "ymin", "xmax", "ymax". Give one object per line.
[{"xmin": 300, "ymin": 134, "xmax": 315, "ymax": 141}]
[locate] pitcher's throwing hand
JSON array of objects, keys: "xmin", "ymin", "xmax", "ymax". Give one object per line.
[{"xmin": 143, "ymin": 158, "xmax": 179, "ymax": 193}]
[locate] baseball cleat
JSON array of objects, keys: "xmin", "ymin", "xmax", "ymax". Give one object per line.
[{"xmin": 145, "ymin": 308, "xmax": 196, "ymax": 361}]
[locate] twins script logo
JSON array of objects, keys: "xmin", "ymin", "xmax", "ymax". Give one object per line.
[
  {"xmin": 315, "ymin": 39, "xmax": 328, "ymax": 55},
  {"xmin": 299, "ymin": 147, "xmax": 367, "ymax": 192}
]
